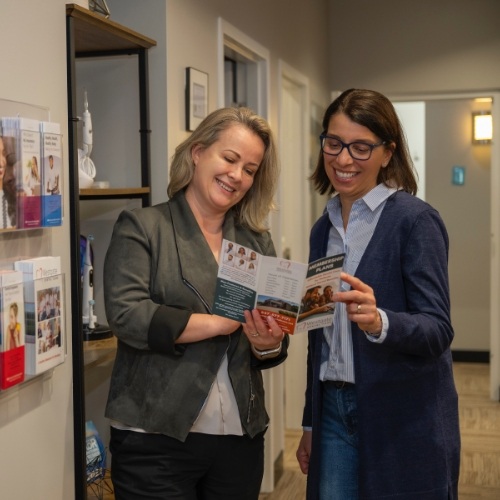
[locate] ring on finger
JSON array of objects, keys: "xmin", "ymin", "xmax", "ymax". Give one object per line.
[
  {"xmin": 357, "ymin": 304, "xmax": 361, "ymax": 314},
  {"xmin": 250, "ymin": 332, "xmax": 259, "ymax": 337}
]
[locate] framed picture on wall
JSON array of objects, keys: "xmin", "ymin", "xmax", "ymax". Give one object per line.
[{"xmin": 186, "ymin": 67, "xmax": 208, "ymax": 131}]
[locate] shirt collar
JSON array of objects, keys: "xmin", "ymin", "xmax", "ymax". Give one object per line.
[{"xmin": 327, "ymin": 183, "xmax": 397, "ymax": 216}]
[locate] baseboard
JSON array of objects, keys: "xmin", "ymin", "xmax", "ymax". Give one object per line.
[
  {"xmin": 451, "ymin": 350, "xmax": 490, "ymax": 363},
  {"xmin": 274, "ymin": 449, "xmax": 284, "ymax": 487}
]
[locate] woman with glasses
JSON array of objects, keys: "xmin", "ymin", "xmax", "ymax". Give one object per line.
[{"xmin": 296, "ymin": 89, "xmax": 460, "ymax": 499}]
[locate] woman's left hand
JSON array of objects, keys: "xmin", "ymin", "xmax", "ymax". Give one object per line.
[
  {"xmin": 333, "ymin": 272, "xmax": 382, "ymax": 335},
  {"xmin": 242, "ymin": 309, "xmax": 285, "ymax": 349}
]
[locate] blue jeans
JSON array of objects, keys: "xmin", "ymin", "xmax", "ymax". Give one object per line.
[{"xmin": 319, "ymin": 382, "xmax": 359, "ymax": 500}]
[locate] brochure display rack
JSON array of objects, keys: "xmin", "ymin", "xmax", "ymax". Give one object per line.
[
  {"xmin": 66, "ymin": 4, "xmax": 156, "ymax": 498},
  {"xmin": 0, "ymin": 100, "xmax": 63, "ymax": 233},
  {"xmin": 0, "ymin": 98, "xmax": 67, "ymax": 393},
  {"xmin": 0, "ymin": 270, "xmax": 67, "ymax": 386}
]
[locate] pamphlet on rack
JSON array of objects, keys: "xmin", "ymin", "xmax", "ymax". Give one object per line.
[
  {"xmin": 212, "ymin": 239, "xmax": 345, "ymax": 334},
  {"xmin": 14, "ymin": 256, "xmax": 64, "ymax": 375},
  {"xmin": 40, "ymin": 121, "xmax": 62, "ymax": 227},
  {"xmin": 1, "ymin": 116, "xmax": 42, "ymax": 229},
  {"xmin": 0, "ymin": 270, "xmax": 25, "ymax": 389}
]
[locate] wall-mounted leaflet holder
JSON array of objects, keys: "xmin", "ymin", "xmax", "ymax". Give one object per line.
[
  {"xmin": 0, "ymin": 267, "xmax": 67, "ymax": 392},
  {"xmin": 0, "ymin": 98, "xmax": 63, "ymax": 232}
]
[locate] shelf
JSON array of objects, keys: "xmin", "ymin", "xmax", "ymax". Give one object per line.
[
  {"xmin": 83, "ymin": 335, "xmax": 117, "ymax": 369},
  {"xmin": 66, "ymin": 4, "xmax": 156, "ymax": 54},
  {"xmin": 66, "ymin": 7, "xmax": 155, "ymax": 496},
  {"xmin": 79, "ymin": 187, "xmax": 150, "ymax": 199}
]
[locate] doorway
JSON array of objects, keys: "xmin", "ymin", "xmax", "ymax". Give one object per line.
[
  {"xmin": 217, "ymin": 18, "xmax": 269, "ymax": 116},
  {"xmin": 277, "ymin": 61, "xmax": 311, "ymax": 430},
  {"xmin": 393, "ymin": 92, "xmax": 500, "ymax": 400}
]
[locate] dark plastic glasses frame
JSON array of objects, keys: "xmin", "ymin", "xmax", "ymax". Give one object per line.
[{"xmin": 320, "ymin": 134, "xmax": 386, "ymax": 161}]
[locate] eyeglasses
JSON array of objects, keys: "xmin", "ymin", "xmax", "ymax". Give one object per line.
[{"xmin": 320, "ymin": 134, "xmax": 386, "ymax": 161}]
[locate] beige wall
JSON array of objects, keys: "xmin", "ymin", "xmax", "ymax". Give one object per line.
[
  {"xmin": 108, "ymin": 0, "xmax": 331, "ymax": 205},
  {"xmin": 0, "ymin": 1, "xmax": 75, "ymax": 499},
  {"xmin": 426, "ymin": 99, "xmax": 491, "ymax": 351},
  {"xmin": 329, "ymin": 0, "xmax": 500, "ymax": 354},
  {"xmin": 328, "ymin": 0, "xmax": 500, "ymax": 95}
]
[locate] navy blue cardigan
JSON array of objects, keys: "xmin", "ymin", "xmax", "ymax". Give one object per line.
[{"xmin": 303, "ymin": 191, "xmax": 460, "ymax": 499}]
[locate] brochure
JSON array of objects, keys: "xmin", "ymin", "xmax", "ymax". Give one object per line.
[
  {"xmin": 0, "ymin": 270, "xmax": 25, "ymax": 389},
  {"xmin": 40, "ymin": 121, "xmax": 63, "ymax": 227},
  {"xmin": 212, "ymin": 239, "xmax": 344, "ymax": 334},
  {"xmin": 1, "ymin": 117, "xmax": 42, "ymax": 229},
  {"xmin": 14, "ymin": 256, "xmax": 65, "ymax": 375}
]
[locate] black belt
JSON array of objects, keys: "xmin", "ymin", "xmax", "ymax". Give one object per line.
[{"xmin": 324, "ymin": 380, "xmax": 355, "ymax": 389}]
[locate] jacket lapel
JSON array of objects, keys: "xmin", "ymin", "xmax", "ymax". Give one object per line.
[{"xmin": 168, "ymin": 191, "xmax": 239, "ymax": 311}]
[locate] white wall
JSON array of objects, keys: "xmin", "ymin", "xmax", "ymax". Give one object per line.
[
  {"xmin": 0, "ymin": 1, "xmax": 74, "ymax": 499},
  {"xmin": 393, "ymin": 102, "xmax": 426, "ymax": 200}
]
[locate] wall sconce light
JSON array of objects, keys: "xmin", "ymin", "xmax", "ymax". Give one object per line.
[{"xmin": 472, "ymin": 111, "xmax": 493, "ymax": 144}]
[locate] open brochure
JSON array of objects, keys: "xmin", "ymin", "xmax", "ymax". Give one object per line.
[{"xmin": 212, "ymin": 239, "xmax": 345, "ymax": 334}]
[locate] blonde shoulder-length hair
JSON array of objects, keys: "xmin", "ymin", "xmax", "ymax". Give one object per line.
[{"xmin": 167, "ymin": 107, "xmax": 279, "ymax": 233}]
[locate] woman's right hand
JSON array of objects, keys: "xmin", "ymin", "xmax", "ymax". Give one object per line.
[{"xmin": 296, "ymin": 430, "xmax": 312, "ymax": 475}]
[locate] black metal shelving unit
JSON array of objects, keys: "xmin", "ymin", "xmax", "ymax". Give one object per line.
[{"xmin": 65, "ymin": 5, "xmax": 156, "ymax": 498}]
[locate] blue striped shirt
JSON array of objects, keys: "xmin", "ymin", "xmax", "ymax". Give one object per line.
[{"xmin": 320, "ymin": 184, "xmax": 396, "ymax": 383}]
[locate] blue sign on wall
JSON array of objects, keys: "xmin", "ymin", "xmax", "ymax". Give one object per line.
[{"xmin": 452, "ymin": 166, "xmax": 465, "ymax": 186}]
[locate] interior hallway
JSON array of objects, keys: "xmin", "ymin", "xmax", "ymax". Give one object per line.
[
  {"xmin": 91, "ymin": 362, "xmax": 500, "ymax": 500},
  {"xmin": 259, "ymin": 362, "xmax": 500, "ymax": 500}
]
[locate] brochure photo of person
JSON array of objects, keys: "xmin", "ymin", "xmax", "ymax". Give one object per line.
[
  {"xmin": 297, "ymin": 285, "xmax": 335, "ymax": 323},
  {"xmin": 6, "ymin": 302, "xmax": 22, "ymax": 350},
  {"xmin": 0, "ymin": 135, "xmax": 17, "ymax": 230},
  {"xmin": 23, "ymin": 155, "xmax": 41, "ymax": 196},
  {"xmin": 221, "ymin": 240, "xmax": 260, "ymax": 275}
]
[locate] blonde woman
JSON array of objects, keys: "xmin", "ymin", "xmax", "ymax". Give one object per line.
[{"xmin": 104, "ymin": 107, "xmax": 288, "ymax": 500}]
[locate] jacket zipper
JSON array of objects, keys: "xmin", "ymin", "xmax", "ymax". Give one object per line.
[
  {"xmin": 182, "ymin": 278, "xmax": 212, "ymax": 314},
  {"xmin": 247, "ymin": 374, "xmax": 255, "ymax": 423}
]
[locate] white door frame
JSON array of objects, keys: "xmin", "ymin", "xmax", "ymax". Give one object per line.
[
  {"xmin": 390, "ymin": 91, "xmax": 500, "ymax": 401},
  {"xmin": 278, "ymin": 60, "xmax": 311, "ymax": 429},
  {"xmin": 217, "ymin": 18, "xmax": 270, "ymax": 116}
]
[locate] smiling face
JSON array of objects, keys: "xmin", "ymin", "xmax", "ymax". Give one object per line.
[
  {"xmin": 186, "ymin": 124, "xmax": 264, "ymax": 219},
  {"xmin": 324, "ymin": 112, "xmax": 393, "ymax": 207},
  {"xmin": 323, "ymin": 285, "xmax": 334, "ymax": 303},
  {"xmin": 309, "ymin": 287, "xmax": 321, "ymax": 305}
]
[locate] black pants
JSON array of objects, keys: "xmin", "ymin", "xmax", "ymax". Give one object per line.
[{"xmin": 110, "ymin": 427, "xmax": 265, "ymax": 500}]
